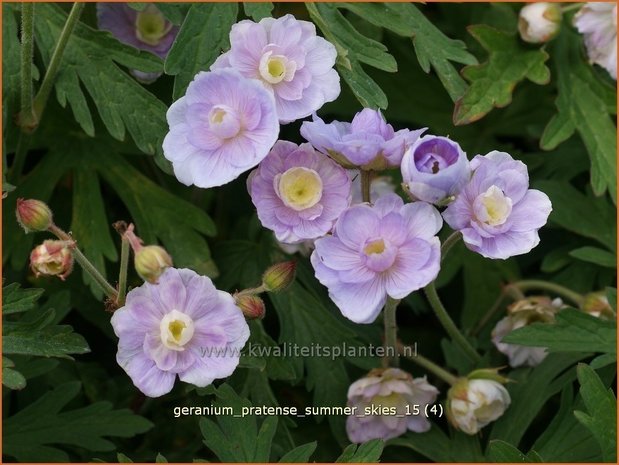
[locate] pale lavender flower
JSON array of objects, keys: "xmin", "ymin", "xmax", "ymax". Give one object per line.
[
  {"xmin": 401, "ymin": 135, "xmax": 471, "ymax": 205},
  {"xmin": 442, "ymin": 151, "xmax": 552, "ymax": 260},
  {"xmin": 574, "ymin": 3, "xmax": 617, "ymax": 79},
  {"xmin": 97, "ymin": 3, "xmax": 178, "ymax": 82},
  {"xmin": 301, "ymin": 110, "xmax": 426, "ymax": 169},
  {"xmin": 311, "ymin": 194, "xmax": 441, "ymax": 323},
  {"xmin": 211, "ymin": 14, "xmax": 340, "ymax": 123},
  {"xmin": 111, "ymin": 268, "xmax": 249, "ymax": 397},
  {"xmin": 346, "ymin": 368, "xmax": 439, "ymax": 443},
  {"xmin": 162, "ymin": 69, "xmax": 279, "ymax": 188},
  {"xmin": 248, "ymin": 141, "xmax": 351, "ymax": 243}
]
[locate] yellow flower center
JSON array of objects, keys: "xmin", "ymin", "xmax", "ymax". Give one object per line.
[
  {"xmin": 268, "ymin": 59, "xmax": 286, "ymax": 79},
  {"xmin": 160, "ymin": 310, "xmax": 195, "ymax": 351},
  {"xmin": 259, "ymin": 52, "xmax": 294, "ymax": 84},
  {"xmin": 210, "ymin": 108, "xmax": 227, "ymax": 125},
  {"xmin": 364, "ymin": 239, "xmax": 386, "ymax": 255},
  {"xmin": 135, "ymin": 4, "xmax": 171, "ymax": 46},
  {"xmin": 277, "ymin": 167, "xmax": 323, "ymax": 211},
  {"xmin": 479, "ymin": 185, "xmax": 512, "ymax": 226}
]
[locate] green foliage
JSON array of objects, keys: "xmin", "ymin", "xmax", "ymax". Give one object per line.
[
  {"xmin": 453, "ymin": 25, "xmax": 550, "ymax": 125},
  {"xmin": 486, "ymin": 440, "xmax": 542, "ymax": 462},
  {"xmin": 504, "ymin": 309, "xmax": 616, "ymax": 355},
  {"xmin": 3, "ymin": 381, "xmax": 153, "ymax": 462},
  {"xmin": 164, "ymin": 3, "xmax": 238, "ymax": 99},
  {"xmin": 243, "ymin": 2, "xmax": 274, "ymax": 21},
  {"xmin": 574, "ymin": 364, "xmax": 617, "ymax": 462},
  {"xmin": 336, "ymin": 439, "xmax": 384, "ymax": 462},
  {"xmin": 541, "ymin": 29, "xmax": 617, "ymax": 203},
  {"xmin": 33, "ymin": 4, "xmax": 167, "ymax": 154}
]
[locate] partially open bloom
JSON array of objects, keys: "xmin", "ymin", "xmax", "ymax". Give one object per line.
[
  {"xmin": 30, "ymin": 240, "xmax": 74, "ymax": 280},
  {"xmin": 574, "ymin": 3, "xmax": 617, "ymax": 79},
  {"xmin": 163, "ymin": 69, "xmax": 279, "ymax": 188},
  {"xmin": 518, "ymin": 3, "xmax": 562, "ymax": 44},
  {"xmin": 111, "ymin": 268, "xmax": 250, "ymax": 397},
  {"xmin": 582, "ymin": 291, "xmax": 616, "ymax": 319},
  {"xmin": 248, "ymin": 141, "xmax": 351, "ymax": 243},
  {"xmin": 311, "ymin": 194, "xmax": 441, "ymax": 323},
  {"xmin": 301, "ymin": 110, "xmax": 425, "ymax": 169},
  {"xmin": 212, "ymin": 14, "xmax": 340, "ymax": 123},
  {"xmin": 492, "ymin": 296, "xmax": 562, "ymax": 367},
  {"xmin": 346, "ymin": 368, "xmax": 439, "ymax": 443},
  {"xmin": 16, "ymin": 198, "xmax": 53, "ymax": 232},
  {"xmin": 442, "ymin": 151, "xmax": 552, "ymax": 260},
  {"xmin": 401, "ymin": 135, "xmax": 470, "ymax": 205},
  {"xmin": 447, "ymin": 377, "xmax": 511, "ymax": 435},
  {"xmin": 97, "ymin": 3, "xmax": 178, "ymax": 82}
]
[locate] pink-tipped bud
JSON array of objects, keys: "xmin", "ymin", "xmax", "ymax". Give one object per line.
[
  {"xmin": 262, "ymin": 260, "xmax": 296, "ymax": 292},
  {"xmin": 135, "ymin": 245, "xmax": 172, "ymax": 284},
  {"xmin": 581, "ymin": 291, "xmax": 615, "ymax": 319},
  {"xmin": 235, "ymin": 293, "xmax": 266, "ymax": 319},
  {"xmin": 30, "ymin": 240, "xmax": 74, "ymax": 280},
  {"xmin": 16, "ymin": 198, "xmax": 53, "ymax": 233}
]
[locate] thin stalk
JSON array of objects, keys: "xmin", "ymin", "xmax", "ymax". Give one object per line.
[
  {"xmin": 116, "ymin": 237, "xmax": 130, "ymax": 306},
  {"xmin": 513, "ymin": 279, "xmax": 584, "ymax": 307},
  {"xmin": 32, "ymin": 2, "xmax": 84, "ymax": 121},
  {"xmin": 19, "ymin": 3, "xmax": 35, "ymax": 120},
  {"xmin": 400, "ymin": 346, "xmax": 458, "ymax": 385},
  {"xmin": 49, "ymin": 224, "xmax": 118, "ymax": 300},
  {"xmin": 440, "ymin": 231, "xmax": 462, "ymax": 262},
  {"xmin": 470, "ymin": 292, "xmax": 508, "ymax": 337},
  {"xmin": 383, "ymin": 297, "xmax": 400, "ymax": 367},
  {"xmin": 425, "ymin": 282, "xmax": 481, "ymax": 362},
  {"xmin": 360, "ymin": 170, "xmax": 372, "ymax": 203},
  {"xmin": 561, "ymin": 2, "xmax": 584, "ymax": 13}
]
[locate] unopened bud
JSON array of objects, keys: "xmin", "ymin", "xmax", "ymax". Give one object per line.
[
  {"xmin": 16, "ymin": 198, "xmax": 53, "ymax": 232},
  {"xmin": 262, "ymin": 260, "xmax": 296, "ymax": 292},
  {"xmin": 518, "ymin": 2, "xmax": 562, "ymax": 44},
  {"xmin": 235, "ymin": 293, "xmax": 266, "ymax": 319},
  {"xmin": 581, "ymin": 291, "xmax": 615, "ymax": 319},
  {"xmin": 30, "ymin": 240, "xmax": 74, "ymax": 280},
  {"xmin": 135, "ymin": 245, "xmax": 172, "ymax": 284}
]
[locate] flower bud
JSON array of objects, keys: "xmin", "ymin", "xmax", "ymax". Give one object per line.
[
  {"xmin": 581, "ymin": 291, "xmax": 615, "ymax": 319},
  {"xmin": 135, "ymin": 245, "xmax": 172, "ymax": 284},
  {"xmin": 234, "ymin": 293, "xmax": 266, "ymax": 319},
  {"xmin": 446, "ymin": 377, "xmax": 511, "ymax": 435},
  {"xmin": 401, "ymin": 135, "xmax": 471, "ymax": 205},
  {"xmin": 262, "ymin": 260, "xmax": 296, "ymax": 292},
  {"xmin": 518, "ymin": 3, "xmax": 562, "ymax": 44},
  {"xmin": 30, "ymin": 240, "xmax": 74, "ymax": 280},
  {"xmin": 346, "ymin": 368, "xmax": 439, "ymax": 443},
  {"xmin": 16, "ymin": 198, "xmax": 53, "ymax": 232},
  {"xmin": 492, "ymin": 296, "xmax": 562, "ymax": 367}
]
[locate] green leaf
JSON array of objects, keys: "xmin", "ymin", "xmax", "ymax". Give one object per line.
[
  {"xmin": 155, "ymin": 452, "xmax": 169, "ymax": 463},
  {"xmin": 336, "ymin": 439, "xmax": 384, "ymax": 462},
  {"xmin": 389, "ymin": 427, "xmax": 484, "ymax": 462},
  {"xmin": 34, "ymin": 4, "xmax": 168, "ymax": 154},
  {"xmin": 164, "ymin": 3, "xmax": 239, "ymax": 99},
  {"xmin": 569, "ymin": 246, "xmax": 616, "ymax": 268},
  {"xmin": 2, "ymin": 357, "xmax": 26, "ymax": 390},
  {"xmin": 453, "ymin": 25, "xmax": 550, "ymax": 125},
  {"xmin": 503, "ymin": 308, "xmax": 616, "ymax": 355},
  {"xmin": 199, "ymin": 384, "xmax": 279, "ymax": 462},
  {"xmin": 71, "ymin": 166, "xmax": 118, "ymax": 298},
  {"xmin": 279, "ymin": 442, "xmax": 317, "ymax": 462},
  {"xmin": 154, "ymin": 3, "xmax": 188, "ymax": 25},
  {"xmin": 3, "ymin": 4, "xmax": 20, "ymax": 137},
  {"xmin": 535, "ymin": 180, "xmax": 616, "ymax": 252},
  {"xmin": 243, "ymin": 2, "xmax": 273, "ymax": 21},
  {"xmin": 490, "ymin": 352, "xmax": 589, "ymax": 445},
  {"xmin": 607, "ymin": 287, "xmax": 617, "ymax": 312},
  {"xmin": 306, "ymin": 2, "xmax": 394, "ymax": 108},
  {"xmin": 3, "ymin": 381, "xmax": 153, "ymax": 462},
  {"xmin": 340, "ymin": 3, "xmax": 477, "ymax": 101},
  {"xmin": 3, "ymin": 324, "xmax": 90, "ymax": 359},
  {"xmin": 541, "ymin": 29, "xmax": 617, "ymax": 203},
  {"xmin": 2, "ymin": 283, "xmax": 44, "ymax": 314},
  {"xmin": 574, "ymin": 364, "xmax": 617, "ymax": 462},
  {"xmin": 486, "ymin": 440, "xmax": 540, "ymax": 462}
]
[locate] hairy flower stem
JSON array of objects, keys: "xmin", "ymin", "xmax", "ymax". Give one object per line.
[
  {"xmin": 49, "ymin": 224, "xmax": 119, "ymax": 300},
  {"xmin": 360, "ymin": 170, "xmax": 372, "ymax": 203},
  {"xmin": 399, "ymin": 345, "xmax": 458, "ymax": 385},
  {"xmin": 512, "ymin": 280, "xmax": 585, "ymax": 307},
  {"xmin": 32, "ymin": 2, "xmax": 84, "ymax": 124},
  {"xmin": 383, "ymin": 297, "xmax": 400, "ymax": 367},
  {"xmin": 424, "ymin": 232, "xmax": 482, "ymax": 363},
  {"xmin": 116, "ymin": 237, "xmax": 130, "ymax": 306}
]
